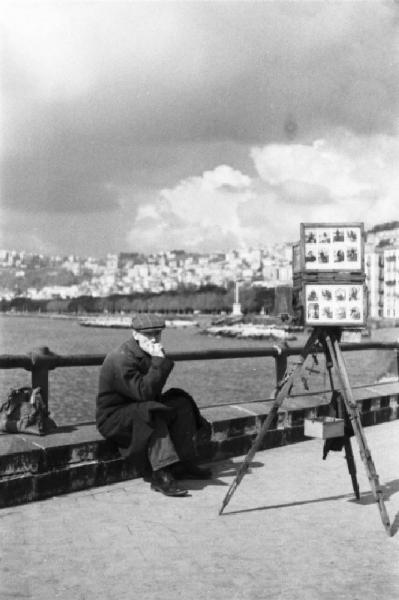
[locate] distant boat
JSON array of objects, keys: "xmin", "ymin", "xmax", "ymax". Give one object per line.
[
  {"xmin": 78, "ymin": 316, "xmax": 132, "ymax": 328},
  {"xmin": 203, "ymin": 322, "xmax": 297, "ymax": 341},
  {"xmin": 165, "ymin": 319, "xmax": 199, "ymax": 328},
  {"xmin": 79, "ymin": 315, "xmax": 199, "ymax": 329}
]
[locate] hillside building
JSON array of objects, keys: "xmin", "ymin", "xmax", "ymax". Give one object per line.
[{"xmin": 365, "ymin": 222, "xmax": 399, "ymax": 320}]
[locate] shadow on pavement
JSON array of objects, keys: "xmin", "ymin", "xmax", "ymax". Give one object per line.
[
  {"xmin": 348, "ymin": 478, "xmax": 399, "ymax": 537},
  {"xmin": 350, "ymin": 477, "xmax": 399, "ymax": 505},
  {"xmin": 179, "ymin": 459, "xmax": 265, "ymax": 490},
  {"xmin": 389, "ymin": 512, "xmax": 399, "ymax": 537},
  {"xmin": 215, "ymin": 471, "xmax": 399, "ymax": 537},
  {"xmin": 52, "ymin": 425, "xmax": 78, "ymax": 433},
  {"xmin": 211, "ymin": 458, "xmax": 265, "ymax": 478},
  {"xmin": 220, "ymin": 491, "xmax": 356, "ymax": 516}
]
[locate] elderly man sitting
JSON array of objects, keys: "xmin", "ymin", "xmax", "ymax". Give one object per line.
[{"xmin": 96, "ymin": 313, "xmax": 212, "ymax": 497}]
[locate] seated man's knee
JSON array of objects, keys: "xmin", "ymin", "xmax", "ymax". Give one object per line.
[{"xmin": 162, "ymin": 389, "xmax": 193, "ymax": 411}]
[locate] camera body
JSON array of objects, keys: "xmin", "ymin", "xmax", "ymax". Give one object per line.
[{"xmin": 292, "ymin": 222, "xmax": 366, "ymax": 328}]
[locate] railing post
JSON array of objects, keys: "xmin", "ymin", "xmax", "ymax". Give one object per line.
[
  {"xmin": 274, "ymin": 350, "xmax": 288, "ymax": 386},
  {"xmin": 29, "ymin": 346, "xmax": 54, "ymax": 412}
]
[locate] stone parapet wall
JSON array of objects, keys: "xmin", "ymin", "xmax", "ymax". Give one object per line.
[
  {"xmin": 198, "ymin": 381, "xmax": 399, "ymax": 462},
  {"xmin": 0, "ymin": 381, "xmax": 398, "ymax": 508}
]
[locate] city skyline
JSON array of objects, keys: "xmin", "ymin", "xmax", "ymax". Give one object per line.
[
  {"xmin": 2, "ymin": 2, "xmax": 399, "ymax": 256},
  {"xmin": 0, "ymin": 240, "xmax": 292, "ymax": 261},
  {"xmin": 1, "ymin": 217, "xmax": 397, "ymax": 261}
]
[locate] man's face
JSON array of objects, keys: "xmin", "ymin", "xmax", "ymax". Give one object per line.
[{"xmin": 141, "ymin": 328, "xmax": 163, "ymax": 343}]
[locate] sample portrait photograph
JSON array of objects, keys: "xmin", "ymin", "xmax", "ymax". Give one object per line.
[
  {"xmin": 318, "ymin": 231, "xmax": 331, "ymax": 243},
  {"xmin": 336, "ymin": 306, "xmax": 347, "ymax": 319},
  {"xmin": 333, "ymin": 228, "xmax": 345, "ymax": 242},
  {"xmin": 305, "ymin": 230, "xmax": 317, "ymax": 244},
  {"xmin": 307, "ymin": 303, "xmax": 319, "ymax": 320},
  {"xmin": 322, "ymin": 306, "xmax": 333, "ymax": 319},
  {"xmin": 335, "ymin": 288, "xmax": 346, "ymax": 301},
  {"xmin": 305, "ymin": 249, "xmax": 317, "ymax": 262},
  {"xmin": 334, "ymin": 249, "xmax": 345, "ymax": 263},
  {"xmin": 318, "ymin": 249, "xmax": 330, "ymax": 263},
  {"xmin": 347, "ymin": 229, "xmax": 358, "ymax": 242},
  {"xmin": 350, "ymin": 306, "xmax": 361, "ymax": 320},
  {"xmin": 347, "ymin": 248, "xmax": 358, "ymax": 262}
]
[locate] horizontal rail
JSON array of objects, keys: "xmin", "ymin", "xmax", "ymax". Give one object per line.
[
  {"xmin": 0, "ymin": 355, "xmax": 32, "ymax": 369},
  {"xmin": 1, "ymin": 342, "xmax": 398, "ymax": 414},
  {"xmin": 1, "ymin": 341, "xmax": 399, "ymax": 370}
]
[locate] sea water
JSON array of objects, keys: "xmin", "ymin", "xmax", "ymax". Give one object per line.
[{"xmin": 0, "ymin": 314, "xmax": 397, "ymax": 426}]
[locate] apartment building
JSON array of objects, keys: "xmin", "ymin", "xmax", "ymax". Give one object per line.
[
  {"xmin": 365, "ymin": 222, "xmax": 399, "ymax": 320},
  {"xmin": 383, "ymin": 247, "xmax": 399, "ymax": 318},
  {"xmin": 365, "ymin": 249, "xmax": 383, "ymax": 319}
]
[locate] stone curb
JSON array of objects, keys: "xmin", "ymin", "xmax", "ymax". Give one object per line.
[{"xmin": 0, "ymin": 381, "xmax": 398, "ymax": 508}]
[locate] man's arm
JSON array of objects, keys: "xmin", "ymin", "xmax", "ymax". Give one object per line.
[{"xmin": 111, "ymin": 346, "xmax": 174, "ymax": 403}]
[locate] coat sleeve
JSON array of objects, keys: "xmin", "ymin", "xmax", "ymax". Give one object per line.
[{"xmin": 110, "ymin": 344, "xmax": 174, "ymax": 403}]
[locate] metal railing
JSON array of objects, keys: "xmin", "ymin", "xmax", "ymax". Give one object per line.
[{"xmin": 1, "ymin": 341, "xmax": 399, "ymax": 411}]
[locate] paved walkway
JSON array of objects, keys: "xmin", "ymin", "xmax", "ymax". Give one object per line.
[{"xmin": 1, "ymin": 420, "xmax": 399, "ymax": 600}]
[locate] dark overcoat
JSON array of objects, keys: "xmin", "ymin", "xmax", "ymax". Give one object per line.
[{"xmin": 96, "ymin": 337, "xmax": 205, "ymax": 460}]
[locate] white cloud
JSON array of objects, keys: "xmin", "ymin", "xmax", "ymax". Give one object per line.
[
  {"xmin": 127, "ymin": 129, "xmax": 399, "ymax": 251},
  {"xmin": 158, "ymin": 164, "xmax": 251, "ymax": 225},
  {"xmin": 251, "ymin": 139, "xmax": 371, "ymax": 197},
  {"xmin": 245, "ymin": 138, "xmax": 366, "ymax": 241},
  {"xmin": 127, "ymin": 165, "xmax": 252, "ymax": 251},
  {"xmin": 251, "ymin": 131, "xmax": 399, "ymax": 233}
]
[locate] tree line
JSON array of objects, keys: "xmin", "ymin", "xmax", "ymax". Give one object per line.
[{"xmin": 0, "ymin": 284, "xmax": 284, "ymax": 316}]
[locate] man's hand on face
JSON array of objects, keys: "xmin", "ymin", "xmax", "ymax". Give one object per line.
[
  {"xmin": 134, "ymin": 332, "xmax": 165, "ymax": 357},
  {"xmin": 149, "ymin": 342, "xmax": 165, "ymax": 357}
]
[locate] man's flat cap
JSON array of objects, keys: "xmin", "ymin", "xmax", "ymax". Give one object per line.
[{"xmin": 131, "ymin": 313, "xmax": 166, "ymax": 331}]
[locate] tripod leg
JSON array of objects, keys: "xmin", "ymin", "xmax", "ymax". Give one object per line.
[
  {"xmin": 321, "ymin": 336, "xmax": 360, "ymax": 500},
  {"xmin": 343, "ymin": 438, "xmax": 360, "ymax": 500},
  {"xmin": 325, "ymin": 332, "xmax": 391, "ymax": 536},
  {"xmin": 337, "ymin": 391, "xmax": 360, "ymax": 501},
  {"xmin": 219, "ymin": 328, "xmax": 320, "ymax": 515}
]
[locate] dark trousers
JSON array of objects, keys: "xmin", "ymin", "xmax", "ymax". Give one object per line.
[{"xmin": 147, "ymin": 393, "xmax": 198, "ymax": 471}]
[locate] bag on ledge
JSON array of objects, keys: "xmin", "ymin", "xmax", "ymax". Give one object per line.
[{"xmin": 0, "ymin": 387, "xmax": 57, "ymax": 436}]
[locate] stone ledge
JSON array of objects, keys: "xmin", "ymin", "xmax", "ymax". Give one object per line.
[{"xmin": 1, "ymin": 381, "xmax": 398, "ymax": 508}]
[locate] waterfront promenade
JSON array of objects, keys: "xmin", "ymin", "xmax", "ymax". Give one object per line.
[{"xmin": 1, "ymin": 419, "xmax": 398, "ymax": 600}]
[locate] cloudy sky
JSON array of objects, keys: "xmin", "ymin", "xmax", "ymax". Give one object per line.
[{"xmin": 2, "ymin": 0, "xmax": 399, "ymax": 257}]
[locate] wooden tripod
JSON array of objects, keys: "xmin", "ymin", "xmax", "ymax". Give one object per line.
[{"xmin": 219, "ymin": 327, "xmax": 392, "ymax": 537}]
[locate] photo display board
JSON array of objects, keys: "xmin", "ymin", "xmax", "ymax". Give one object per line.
[
  {"xmin": 305, "ymin": 283, "xmax": 365, "ymax": 326},
  {"xmin": 301, "ymin": 223, "xmax": 363, "ymax": 272}
]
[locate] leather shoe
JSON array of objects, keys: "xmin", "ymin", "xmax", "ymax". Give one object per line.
[
  {"xmin": 150, "ymin": 467, "xmax": 188, "ymax": 497},
  {"xmin": 172, "ymin": 461, "xmax": 212, "ymax": 480}
]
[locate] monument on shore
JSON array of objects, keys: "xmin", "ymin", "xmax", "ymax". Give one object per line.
[{"xmin": 232, "ymin": 281, "xmax": 242, "ymax": 316}]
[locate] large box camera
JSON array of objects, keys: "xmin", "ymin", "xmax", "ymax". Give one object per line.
[{"xmin": 292, "ymin": 223, "xmax": 366, "ymax": 327}]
